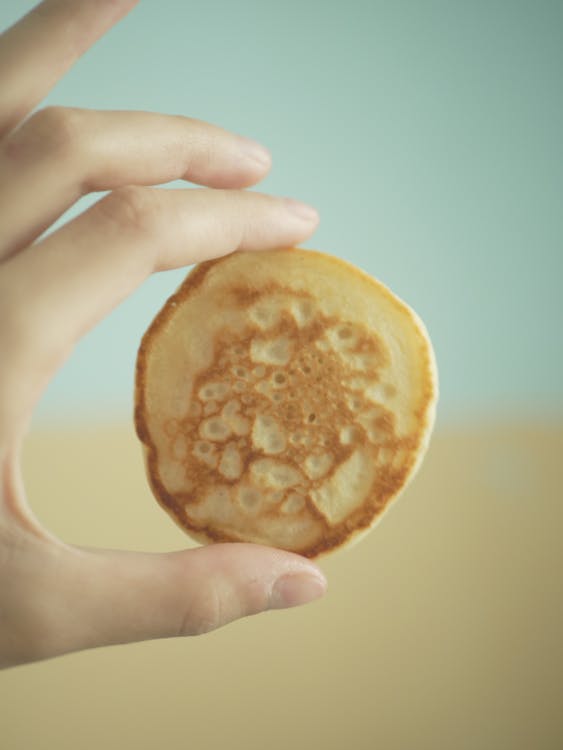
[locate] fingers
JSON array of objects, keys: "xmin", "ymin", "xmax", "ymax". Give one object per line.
[
  {"xmin": 0, "ymin": 108, "xmax": 271, "ymax": 260},
  {"xmin": 1, "ymin": 541, "xmax": 326, "ymax": 665},
  {"xmin": 0, "ymin": 187, "xmax": 319, "ymax": 435},
  {"xmin": 0, "ymin": 0, "xmax": 138, "ymax": 137},
  {"xmin": 80, "ymin": 544, "xmax": 327, "ymax": 648}
]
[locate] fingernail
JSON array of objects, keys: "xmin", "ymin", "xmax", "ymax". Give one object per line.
[
  {"xmin": 283, "ymin": 198, "xmax": 319, "ymax": 223},
  {"xmin": 270, "ymin": 571, "xmax": 327, "ymax": 610},
  {"xmin": 240, "ymin": 137, "xmax": 271, "ymax": 168}
]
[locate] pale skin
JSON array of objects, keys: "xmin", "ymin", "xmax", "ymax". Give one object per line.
[{"xmin": 0, "ymin": 0, "xmax": 327, "ymax": 669}]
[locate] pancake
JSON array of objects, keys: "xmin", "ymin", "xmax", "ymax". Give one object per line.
[{"xmin": 135, "ymin": 248, "xmax": 438, "ymax": 558}]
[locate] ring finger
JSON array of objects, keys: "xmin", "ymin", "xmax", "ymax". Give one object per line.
[{"xmin": 0, "ymin": 107, "xmax": 271, "ymax": 260}]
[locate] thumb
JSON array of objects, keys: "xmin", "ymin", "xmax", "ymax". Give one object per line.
[{"xmin": 37, "ymin": 543, "xmax": 327, "ymax": 659}]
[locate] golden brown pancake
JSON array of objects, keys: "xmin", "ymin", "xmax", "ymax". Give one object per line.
[{"xmin": 135, "ymin": 249, "xmax": 438, "ymax": 558}]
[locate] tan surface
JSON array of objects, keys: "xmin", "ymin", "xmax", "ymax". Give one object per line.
[
  {"xmin": 1, "ymin": 422, "xmax": 562, "ymax": 749},
  {"xmin": 137, "ymin": 249, "xmax": 437, "ymax": 556}
]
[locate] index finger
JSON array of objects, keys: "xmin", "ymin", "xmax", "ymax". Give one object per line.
[
  {"xmin": 0, "ymin": 0, "xmax": 138, "ymax": 137},
  {"xmin": 0, "ymin": 188, "xmax": 319, "ymax": 436}
]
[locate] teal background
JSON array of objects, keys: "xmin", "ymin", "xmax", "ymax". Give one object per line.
[{"xmin": 1, "ymin": 0, "xmax": 562, "ymax": 425}]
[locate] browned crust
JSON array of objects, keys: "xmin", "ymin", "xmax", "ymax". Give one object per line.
[{"xmin": 135, "ymin": 248, "xmax": 437, "ymax": 558}]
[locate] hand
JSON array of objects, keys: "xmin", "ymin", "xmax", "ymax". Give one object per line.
[{"xmin": 0, "ymin": 0, "xmax": 326, "ymax": 669}]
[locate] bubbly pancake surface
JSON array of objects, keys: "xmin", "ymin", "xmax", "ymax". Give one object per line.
[{"xmin": 135, "ymin": 249, "xmax": 438, "ymax": 557}]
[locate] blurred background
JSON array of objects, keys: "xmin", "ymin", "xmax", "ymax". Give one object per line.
[{"xmin": 1, "ymin": 1, "xmax": 561, "ymax": 748}]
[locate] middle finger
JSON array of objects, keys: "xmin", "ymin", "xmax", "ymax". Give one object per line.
[{"xmin": 0, "ymin": 108, "xmax": 271, "ymax": 260}]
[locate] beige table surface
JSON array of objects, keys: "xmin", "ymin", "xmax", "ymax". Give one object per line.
[{"xmin": 1, "ymin": 422, "xmax": 561, "ymax": 749}]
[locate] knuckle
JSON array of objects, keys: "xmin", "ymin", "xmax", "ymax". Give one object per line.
[
  {"xmin": 6, "ymin": 106, "xmax": 85, "ymax": 163},
  {"xmin": 96, "ymin": 186, "xmax": 159, "ymax": 235},
  {"xmin": 184, "ymin": 133, "xmax": 215, "ymax": 177},
  {"xmin": 179, "ymin": 584, "xmax": 222, "ymax": 637},
  {"xmin": 31, "ymin": 106, "xmax": 84, "ymax": 158}
]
